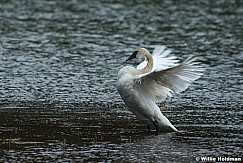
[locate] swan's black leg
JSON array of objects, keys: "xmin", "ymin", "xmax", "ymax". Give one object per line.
[
  {"xmin": 147, "ymin": 125, "xmax": 151, "ymax": 132},
  {"xmin": 152, "ymin": 120, "xmax": 158, "ymax": 134}
]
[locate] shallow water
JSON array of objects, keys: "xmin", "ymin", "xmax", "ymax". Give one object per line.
[{"xmin": 0, "ymin": 0, "xmax": 242, "ymax": 162}]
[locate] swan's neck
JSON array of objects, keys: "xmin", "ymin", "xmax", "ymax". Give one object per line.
[{"xmin": 135, "ymin": 49, "xmax": 153, "ymax": 75}]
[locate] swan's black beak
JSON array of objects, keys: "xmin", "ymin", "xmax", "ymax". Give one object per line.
[{"xmin": 126, "ymin": 50, "xmax": 138, "ymax": 61}]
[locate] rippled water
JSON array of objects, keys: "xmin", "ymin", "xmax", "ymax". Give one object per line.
[{"xmin": 0, "ymin": 0, "xmax": 242, "ymax": 162}]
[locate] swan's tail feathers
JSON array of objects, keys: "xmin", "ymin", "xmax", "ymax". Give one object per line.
[
  {"xmin": 158, "ymin": 123, "xmax": 178, "ymax": 132},
  {"xmin": 157, "ymin": 115, "xmax": 178, "ymax": 132},
  {"xmin": 166, "ymin": 124, "xmax": 178, "ymax": 132}
]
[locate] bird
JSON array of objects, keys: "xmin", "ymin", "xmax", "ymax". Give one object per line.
[{"xmin": 116, "ymin": 45, "xmax": 204, "ymax": 133}]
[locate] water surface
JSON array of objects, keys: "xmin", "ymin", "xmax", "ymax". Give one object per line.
[{"xmin": 0, "ymin": 0, "xmax": 242, "ymax": 162}]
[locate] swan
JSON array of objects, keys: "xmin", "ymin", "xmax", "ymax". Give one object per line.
[{"xmin": 116, "ymin": 45, "xmax": 204, "ymax": 133}]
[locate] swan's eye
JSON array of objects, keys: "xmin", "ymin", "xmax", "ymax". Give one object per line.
[{"xmin": 126, "ymin": 50, "xmax": 138, "ymax": 61}]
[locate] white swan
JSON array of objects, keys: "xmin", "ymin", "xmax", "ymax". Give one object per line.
[{"xmin": 116, "ymin": 45, "xmax": 204, "ymax": 133}]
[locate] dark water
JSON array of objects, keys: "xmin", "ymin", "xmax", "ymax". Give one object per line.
[{"xmin": 0, "ymin": 0, "xmax": 242, "ymax": 162}]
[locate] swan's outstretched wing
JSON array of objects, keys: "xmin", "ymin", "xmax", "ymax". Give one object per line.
[
  {"xmin": 137, "ymin": 46, "xmax": 179, "ymax": 71},
  {"xmin": 136, "ymin": 57, "xmax": 204, "ymax": 102}
]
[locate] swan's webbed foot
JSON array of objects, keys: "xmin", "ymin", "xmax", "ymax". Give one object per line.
[
  {"xmin": 147, "ymin": 125, "xmax": 151, "ymax": 132},
  {"xmin": 152, "ymin": 120, "xmax": 158, "ymax": 134}
]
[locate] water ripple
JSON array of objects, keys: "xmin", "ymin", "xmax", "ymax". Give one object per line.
[{"xmin": 0, "ymin": 0, "xmax": 243, "ymax": 162}]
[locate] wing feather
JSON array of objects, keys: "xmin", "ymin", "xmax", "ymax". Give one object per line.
[
  {"xmin": 137, "ymin": 54, "xmax": 204, "ymax": 102},
  {"xmin": 137, "ymin": 45, "xmax": 179, "ymax": 71}
]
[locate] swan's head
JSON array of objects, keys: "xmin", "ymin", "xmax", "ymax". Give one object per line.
[{"xmin": 126, "ymin": 48, "xmax": 150, "ymax": 61}]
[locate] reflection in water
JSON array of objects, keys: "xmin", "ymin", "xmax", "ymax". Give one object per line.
[
  {"xmin": 0, "ymin": 0, "xmax": 242, "ymax": 162},
  {"xmin": 0, "ymin": 107, "xmax": 242, "ymax": 162}
]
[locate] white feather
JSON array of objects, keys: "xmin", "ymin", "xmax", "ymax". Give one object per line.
[
  {"xmin": 140, "ymin": 59, "xmax": 204, "ymax": 97},
  {"xmin": 117, "ymin": 45, "xmax": 204, "ymax": 132},
  {"xmin": 137, "ymin": 46, "xmax": 179, "ymax": 71}
]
